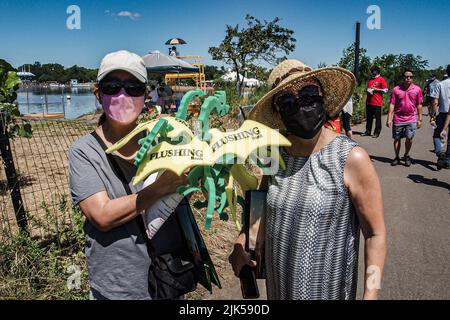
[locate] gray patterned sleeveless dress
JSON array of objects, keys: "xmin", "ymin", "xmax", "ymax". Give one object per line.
[{"xmin": 265, "ymin": 135, "xmax": 360, "ymax": 300}]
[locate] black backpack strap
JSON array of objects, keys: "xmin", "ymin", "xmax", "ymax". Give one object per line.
[{"xmin": 90, "ymin": 130, "xmax": 132, "ymax": 193}]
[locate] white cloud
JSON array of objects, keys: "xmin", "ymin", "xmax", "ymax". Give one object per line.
[
  {"xmin": 105, "ymin": 10, "xmax": 141, "ymax": 21},
  {"xmin": 116, "ymin": 11, "xmax": 141, "ymax": 20}
]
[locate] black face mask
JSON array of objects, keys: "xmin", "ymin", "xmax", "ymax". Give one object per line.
[{"xmin": 276, "ymin": 87, "xmax": 326, "ymax": 139}]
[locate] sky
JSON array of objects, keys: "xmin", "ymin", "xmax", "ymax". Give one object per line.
[{"xmin": 1, "ymin": 0, "xmax": 449, "ymax": 71}]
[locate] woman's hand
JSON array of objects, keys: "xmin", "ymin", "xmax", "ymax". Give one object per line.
[
  {"xmin": 153, "ymin": 170, "xmax": 189, "ymax": 195},
  {"xmin": 228, "ymin": 233, "xmax": 257, "ymax": 277},
  {"xmin": 363, "ymin": 291, "xmax": 379, "ymax": 300}
]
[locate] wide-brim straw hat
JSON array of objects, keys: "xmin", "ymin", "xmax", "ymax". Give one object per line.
[{"xmin": 249, "ymin": 59, "xmax": 356, "ymax": 130}]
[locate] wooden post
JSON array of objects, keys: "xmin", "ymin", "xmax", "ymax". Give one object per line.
[
  {"xmin": 26, "ymin": 83, "xmax": 30, "ymax": 114},
  {"xmin": 44, "ymin": 84, "xmax": 48, "ymax": 115},
  {"xmin": 61, "ymin": 85, "xmax": 66, "ymax": 117},
  {"xmin": 354, "ymin": 21, "xmax": 361, "ymax": 85},
  {"xmin": 0, "ymin": 111, "xmax": 28, "ymax": 234}
]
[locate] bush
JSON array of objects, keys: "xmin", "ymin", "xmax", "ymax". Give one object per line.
[
  {"xmin": 213, "ymin": 80, "xmax": 268, "ymax": 116},
  {"xmin": 351, "ymin": 84, "xmax": 391, "ymax": 125},
  {"xmin": 0, "ymin": 205, "xmax": 88, "ymax": 300}
]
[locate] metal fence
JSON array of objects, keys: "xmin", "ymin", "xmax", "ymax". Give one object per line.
[{"xmin": 0, "ymin": 116, "xmax": 96, "ymax": 242}]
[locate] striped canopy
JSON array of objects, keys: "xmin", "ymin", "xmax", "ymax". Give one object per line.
[{"xmin": 165, "ymin": 38, "xmax": 187, "ymax": 45}]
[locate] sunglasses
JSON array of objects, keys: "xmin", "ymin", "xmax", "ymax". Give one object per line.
[
  {"xmin": 404, "ymin": 75, "xmax": 414, "ymax": 79},
  {"xmin": 99, "ymin": 79, "xmax": 147, "ymax": 97},
  {"xmin": 274, "ymin": 85, "xmax": 323, "ymax": 114}
]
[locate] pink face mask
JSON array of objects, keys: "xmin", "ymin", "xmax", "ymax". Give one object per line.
[{"xmin": 101, "ymin": 88, "xmax": 144, "ymax": 124}]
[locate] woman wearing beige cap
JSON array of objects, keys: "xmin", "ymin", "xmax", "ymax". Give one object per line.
[
  {"xmin": 229, "ymin": 60, "xmax": 387, "ymax": 300},
  {"xmin": 68, "ymin": 50, "xmax": 188, "ymax": 300}
]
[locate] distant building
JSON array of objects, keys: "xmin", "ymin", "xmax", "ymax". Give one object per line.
[{"xmin": 220, "ymin": 71, "xmax": 262, "ymax": 87}]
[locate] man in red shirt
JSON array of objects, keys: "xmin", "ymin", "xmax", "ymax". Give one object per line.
[{"xmin": 361, "ymin": 66, "xmax": 389, "ymax": 138}]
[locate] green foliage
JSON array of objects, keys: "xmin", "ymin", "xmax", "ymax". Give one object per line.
[
  {"xmin": 350, "ymin": 85, "xmax": 369, "ymax": 124},
  {"xmin": 213, "ymin": 80, "xmax": 241, "ymax": 115},
  {"xmin": 338, "ymin": 44, "xmax": 372, "ymax": 84},
  {"xmin": 246, "ymin": 64, "xmax": 270, "ymax": 83},
  {"xmin": 20, "ymin": 61, "xmax": 98, "ymax": 83},
  {"xmin": 204, "ymin": 65, "xmax": 225, "ymax": 81},
  {"xmin": 246, "ymin": 84, "xmax": 269, "ymax": 105},
  {"xmin": 371, "ymin": 53, "xmax": 429, "ymax": 87},
  {"xmin": 338, "ymin": 44, "xmax": 431, "ymax": 88},
  {"xmin": 0, "ymin": 60, "xmax": 33, "ymax": 138},
  {"xmin": 147, "ymin": 73, "xmax": 164, "ymax": 85},
  {"xmin": 0, "ymin": 203, "xmax": 88, "ymax": 300},
  {"xmin": 209, "ymin": 14, "xmax": 296, "ymax": 95},
  {"xmin": 138, "ymin": 108, "xmax": 160, "ymax": 123},
  {"xmin": 337, "ymin": 44, "xmax": 437, "ymax": 124},
  {"xmin": 211, "ymin": 80, "xmax": 268, "ymax": 117}
]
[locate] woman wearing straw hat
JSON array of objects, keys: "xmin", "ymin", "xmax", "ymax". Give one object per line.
[{"xmin": 229, "ymin": 60, "xmax": 387, "ymax": 300}]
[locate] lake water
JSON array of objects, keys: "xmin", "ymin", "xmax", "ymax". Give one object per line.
[{"xmin": 17, "ymin": 88, "xmax": 100, "ymax": 119}]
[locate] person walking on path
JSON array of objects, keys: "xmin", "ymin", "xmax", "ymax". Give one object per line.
[
  {"xmin": 438, "ymin": 112, "xmax": 450, "ymax": 169},
  {"xmin": 423, "ymin": 74, "xmax": 439, "ymax": 116},
  {"xmin": 361, "ymin": 66, "xmax": 389, "ymax": 138},
  {"xmin": 386, "ymin": 69, "xmax": 423, "ymax": 167},
  {"xmin": 430, "ymin": 64, "xmax": 450, "ymax": 169},
  {"xmin": 342, "ymin": 96, "xmax": 353, "ymax": 139}
]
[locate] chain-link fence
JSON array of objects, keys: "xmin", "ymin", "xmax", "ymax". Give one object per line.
[{"xmin": 0, "ymin": 117, "xmax": 96, "ymax": 243}]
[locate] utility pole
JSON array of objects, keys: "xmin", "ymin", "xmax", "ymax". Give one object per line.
[{"xmin": 354, "ymin": 21, "xmax": 361, "ymax": 85}]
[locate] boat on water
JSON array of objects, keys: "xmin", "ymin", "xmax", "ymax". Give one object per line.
[
  {"xmin": 49, "ymin": 83, "xmax": 65, "ymax": 88},
  {"xmin": 70, "ymin": 79, "xmax": 93, "ymax": 89}
]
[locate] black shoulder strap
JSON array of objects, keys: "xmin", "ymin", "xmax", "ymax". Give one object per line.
[
  {"xmin": 91, "ymin": 130, "xmax": 132, "ymax": 194},
  {"xmin": 90, "ymin": 130, "xmax": 156, "ymax": 256}
]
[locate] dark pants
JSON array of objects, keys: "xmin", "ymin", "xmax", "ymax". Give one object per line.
[
  {"xmin": 342, "ymin": 112, "xmax": 352, "ymax": 133},
  {"xmin": 433, "ymin": 112, "xmax": 449, "ymax": 158},
  {"xmin": 365, "ymin": 104, "xmax": 382, "ymax": 135}
]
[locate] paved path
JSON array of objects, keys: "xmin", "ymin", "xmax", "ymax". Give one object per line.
[{"xmin": 208, "ymin": 114, "xmax": 449, "ymax": 300}]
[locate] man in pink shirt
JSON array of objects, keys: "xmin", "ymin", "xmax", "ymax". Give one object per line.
[{"xmin": 386, "ymin": 69, "xmax": 423, "ymax": 167}]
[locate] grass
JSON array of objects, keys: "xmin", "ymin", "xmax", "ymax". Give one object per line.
[
  {"xmin": 0, "ymin": 194, "xmax": 240, "ymax": 300},
  {"xmin": 0, "ymin": 205, "xmax": 89, "ymax": 300}
]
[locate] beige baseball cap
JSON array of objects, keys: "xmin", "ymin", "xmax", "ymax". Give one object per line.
[{"xmin": 97, "ymin": 50, "xmax": 147, "ymax": 83}]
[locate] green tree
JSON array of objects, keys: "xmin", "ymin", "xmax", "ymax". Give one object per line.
[
  {"xmin": 372, "ymin": 54, "xmax": 429, "ymax": 87},
  {"xmin": 423, "ymin": 66, "xmax": 446, "ymax": 82},
  {"xmin": 204, "ymin": 65, "xmax": 225, "ymax": 81},
  {"xmin": 209, "ymin": 14, "xmax": 296, "ymax": 95},
  {"xmin": 337, "ymin": 44, "xmax": 371, "ymax": 84},
  {"xmin": 0, "ymin": 60, "xmax": 32, "ymax": 138},
  {"xmin": 246, "ymin": 64, "xmax": 269, "ymax": 82},
  {"xmin": 20, "ymin": 62, "xmax": 98, "ymax": 83},
  {"xmin": 371, "ymin": 54, "xmax": 397, "ymax": 81}
]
